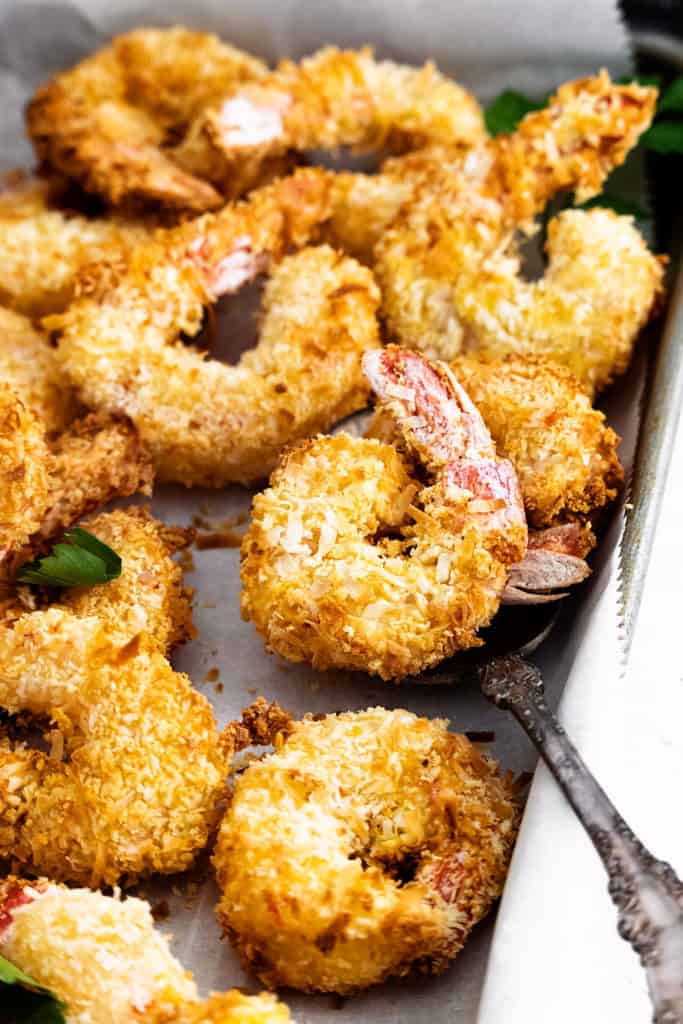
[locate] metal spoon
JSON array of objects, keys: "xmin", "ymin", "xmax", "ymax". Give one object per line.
[{"xmin": 479, "ymin": 654, "xmax": 683, "ymax": 1024}]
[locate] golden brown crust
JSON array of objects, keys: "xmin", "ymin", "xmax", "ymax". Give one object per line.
[
  {"xmin": 214, "ymin": 707, "xmax": 520, "ymax": 993},
  {"xmin": 52, "ymin": 170, "xmax": 380, "ymax": 486},
  {"xmin": 57, "ymin": 507, "xmax": 193, "ymax": 653},
  {"xmin": 376, "ymin": 72, "xmax": 662, "ymax": 392},
  {"xmin": 36, "ymin": 412, "xmax": 154, "ymax": 540},
  {"xmin": 0, "ymin": 510, "xmax": 221, "ymax": 886},
  {"xmin": 0, "ymin": 879, "xmax": 291, "ymax": 1023},
  {"xmin": 0, "ymin": 172, "xmax": 152, "ymax": 317},
  {"xmin": 450, "ymin": 354, "xmax": 623, "ymax": 528},
  {"xmin": 0, "ymin": 385, "xmax": 51, "ymax": 558},
  {"xmin": 0, "ymin": 307, "xmax": 78, "ymax": 435},
  {"xmin": 187, "ymin": 46, "xmax": 484, "ymax": 195},
  {"xmin": 27, "ymin": 28, "xmax": 267, "ymax": 212}
]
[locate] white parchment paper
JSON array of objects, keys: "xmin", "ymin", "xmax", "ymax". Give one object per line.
[{"xmin": 1, "ymin": 3, "xmax": 667, "ymax": 1022}]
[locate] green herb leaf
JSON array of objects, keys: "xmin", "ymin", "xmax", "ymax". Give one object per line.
[
  {"xmin": 17, "ymin": 527, "xmax": 122, "ymax": 588},
  {"xmin": 641, "ymin": 120, "xmax": 683, "ymax": 154},
  {"xmin": 617, "ymin": 73, "xmax": 663, "ymax": 89},
  {"xmin": 484, "ymin": 90, "xmax": 545, "ymax": 136},
  {"xmin": 0, "ymin": 954, "xmax": 66, "ymax": 1023},
  {"xmin": 658, "ymin": 76, "xmax": 683, "ymax": 114}
]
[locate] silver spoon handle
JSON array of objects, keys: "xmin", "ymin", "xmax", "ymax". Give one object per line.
[{"xmin": 481, "ymin": 655, "xmax": 683, "ymax": 1024}]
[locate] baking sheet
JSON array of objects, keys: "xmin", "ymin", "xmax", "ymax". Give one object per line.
[{"xmin": 0, "ymin": 2, "xmax": 664, "ymax": 1021}]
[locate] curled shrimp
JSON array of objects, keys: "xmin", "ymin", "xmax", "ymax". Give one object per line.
[
  {"xmin": 27, "ymin": 28, "xmax": 269, "ymax": 212},
  {"xmin": 0, "ymin": 878, "xmax": 292, "ymax": 1024},
  {"xmin": 0, "ymin": 508, "xmax": 227, "ymax": 886},
  {"xmin": 240, "ymin": 345, "xmax": 527, "ymax": 679},
  {"xmin": 214, "ymin": 702, "xmax": 519, "ymax": 993},
  {"xmin": 375, "ymin": 72, "xmax": 663, "ymax": 394},
  {"xmin": 52, "ymin": 169, "xmax": 380, "ymax": 487},
  {"xmin": 448, "ymin": 354, "xmax": 623, "ymax": 530},
  {"xmin": 0, "ymin": 325, "xmax": 152, "ymax": 572},
  {"xmin": 179, "ymin": 46, "xmax": 484, "ymax": 196},
  {"xmin": 0, "ymin": 171, "xmax": 152, "ymax": 318}
]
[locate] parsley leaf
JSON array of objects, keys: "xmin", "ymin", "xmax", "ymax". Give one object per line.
[
  {"xmin": 657, "ymin": 76, "xmax": 683, "ymax": 114},
  {"xmin": 641, "ymin": 120, "xmax": 683, "ymax": 154},
  {"xmin": 0, "ymin": 953, "xmax": 66, "ymax": 1023},
  {"xmin": 17, "ymin": 528, "xmax": 122, "ymax": 588},
  {"xmin": 484, "ymin": 90, "xmax": 545, "ymax": 136}
]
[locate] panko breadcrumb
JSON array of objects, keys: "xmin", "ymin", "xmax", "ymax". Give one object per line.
[
  {"xmin": 52, "ymin": 169, "xmax": 380, "ymax": 486},
  {"xmin": 376, "ymin": 71, "xmax": 662, "ymax": 391},
  {"xmin": 0, "ymin": 509, "xmax": 224, "ymax": 886},
  {"xmin": 449, "ymin": 354, "xmax": 623, "ymax": 528},
  {"xmin": 0, "ymin": 384, "xmax": 50, "ymax": 558},
  {"xmin": 187, "ymin": 45, "xmax": 484, "ymax": 192},
  {"xmin": 0, "ymin": 877, "xmax": 292, "ymax": 1023},
  {"xmin": 27, "ymin": 27, "xmax": 268, "ymax": 211},
  {"xmin": 215, "ymin": 704, "xmax": 520, "ymax": 993},
  {"xmin": 0, "ymin": 306, "xmax": 78, "ymax": 435},
  {"xmin": 0, "ymin": 171, "xmax": 152, "ymax": 317},
  {"xmin": 241, "ymin": 347, "xmax": 527, "ymax": 679}
]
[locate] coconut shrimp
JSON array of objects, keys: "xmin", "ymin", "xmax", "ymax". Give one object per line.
[
  {"xmin": 0, "ymin": 324, "xmax": 153, "ymax": 573},
  {"xmin": 376, "ymin": 72, "xmax": 663, "ymax": 393},
  {"xmin": 0, "ymin": 509, "xmax": 225, "ymax": 886},
  {"xmin": 0, "ymin": 879, "xmax": 292, "ymax": 1024},
  {"xmin": 0, "ymin": 172, "xmax": 152, "ymax": 317},
  {"xmin": 446, "ymin": 355, "xmax": 622, "ymax": 530},
  {"xmin": 27, "ymin": 27, "xmax": 269, "ymax": 212},
  {"xmin": 178, "ymin": 46, "xmax": 484, "ymax": 197},
  {"xmin": 214, "ymin": 702, "xmax": 519, "ymax": 993},
  {"xmin": 241, "ymin": 346, "xmax": 527, "ymax": 679},
  {"xmin": 52, "ymin": 168, "xmax": 380, "ymax": 487}
]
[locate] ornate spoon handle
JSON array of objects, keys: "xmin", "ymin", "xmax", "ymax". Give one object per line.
[{"xmin": 480, "ymin": 655, "xmax": 683, "ymax": 1024}]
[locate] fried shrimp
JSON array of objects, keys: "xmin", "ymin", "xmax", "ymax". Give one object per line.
[
  {"xmin": 0, "ymin": 508, "xmax": 226, "ymax": 885},
  {"xmin": 27, "ymin": 28, "xmax": 268, "ymax": 212},
  {"xmin": 241, "ymin": 346, "xmax": 527, "ymax": 679},
  {"xmin": 0, "ymin": 307, "xmax": 77, "ymax": 434},
  {"xmin": 180, "ymin": 46, "xmax": 483, "ymax": 194},
  {"xmin": 0, "ymin": 172, "xmax": 151, "ymax": 317},
  {"xmin": 34, "ymin": 414, "xmax": 154, "ymax": 548},
  {"xmin": 214, "ymin": 703, "xmax": 519, "ymax": 993},
  {"xmin": 448, "ymin": 355, "xmax": 623, "ymax": 529},
  {"xmin": 52, "ymin": 169, "xmax": 380, "ymax": 486},
  {"xmin": 376, "ymin": 72, "xmax": 663, "ymax": 391},
  {"xmin": 0, "ymin": 878, "xmax": 292, "ymax": 1023}
]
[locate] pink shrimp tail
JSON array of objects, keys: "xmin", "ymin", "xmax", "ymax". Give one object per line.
[{"xmin": 364, "ymin": 346, "xmax": 526, "ymax": 537}]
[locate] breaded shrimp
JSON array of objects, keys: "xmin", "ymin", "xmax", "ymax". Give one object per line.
[
  {"xmin": 241, "ymin": 346, "xmax": 527, "ymax": 679},
  {"xmin": 0, "ymin": 172, "xmax": 151, "ymax": 317},
  {"xmin": 52, "ymin": 169, "xmax": 380, "ymax": 487},
  {"xmin": 454, "ymin": 208, "xmax": 663, "ymax": 395},
  {"xmin": 0, "ymin": 511, "xmax": 224, "ymax": 886},
  {"xmin": 0, "ymin": 878, "xmax": 292, "ymax": 1023},
  {"xmin": 55, "ymin": 507, "xmax": 192, "ymax": 652},
  {"xmin": 27, "ymin": 28, "xmax": 268, "ymax": 212},
  {"xmin": 376, "ymin": 72, "xmax": 663, "ymax": 392},
  {"xmin": 0, "ymin": 385, "xmax": 50, "ymax": 559},
  {"xmin": 214, "ymin": 703, "xmax": 519, "ymax": 993},
  {"xmin": 179, "ymin": 46, "xmax": 484, "ymax": 195},
  {"xmin": 35, "ymin": 413, "xmax": 154, "ymax": 544},
  {"xmin": 0, "ymin": 307, "xmax": 77, "ymax": 434},
  {"xmin": 448, "ymin": 355, "xmax": 622, "ymax": 529}
]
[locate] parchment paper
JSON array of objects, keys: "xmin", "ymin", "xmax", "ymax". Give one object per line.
[{"xmin": 0, "ymin": 3, "xmax": 661, "ymax": 1022}]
